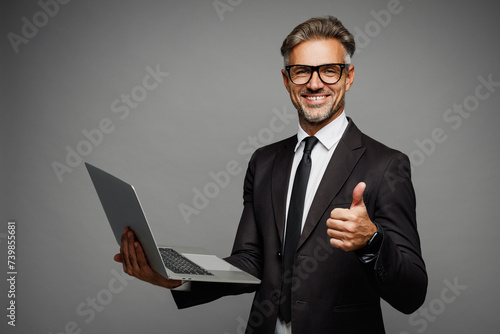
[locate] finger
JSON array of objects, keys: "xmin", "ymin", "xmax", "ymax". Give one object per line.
[
  {"xmin": 326, "ymin": 226, "xmax": 345, "ymax": 240},
  {"xmin": 328, "ymin": 235, "xmax": 351, "ymax": 250},
  {"xmin": 351, "ymin": 182, "xmax": 366, "ymax": 209},
  {"xmin": 126, "ymin": 230, "xmax": 140, "ymax": 271},
  {"xmin": 121, "ymin": 228, "xmax": 133, "ymax": 272},
  {"xmin": 327, "ymin": 217, "xmax": 359, "ymax": 236},
  {"xmin": 326, "ymin": 217, "xmax": 346, "ymax": 230},
  {"xmin": 330, "ymin": 208, "xmax": 359, "ymax": 223},
  {"xmin": 133, "ymin": 241, "xmax": 148, "ymax": 269},
  {"xmin": 330, "ymin": 207, "xmax": 350, "ymax": 220},
  {"xmin": 113, "ymin": 253, "xmax": 123, "ymax": 263},
  {"xmin": 329, "ymin": 237, "xmax": 355, "ymax": 251}
]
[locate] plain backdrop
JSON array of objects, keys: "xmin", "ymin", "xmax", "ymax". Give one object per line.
[{"xmin": 2, "ymin": 0, "xmax": 500, "ymax": 333}]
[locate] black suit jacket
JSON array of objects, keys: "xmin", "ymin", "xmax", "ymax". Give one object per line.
[{"xmin": 173, "ymin": 119, "xmax": 427, "ymax": 333}]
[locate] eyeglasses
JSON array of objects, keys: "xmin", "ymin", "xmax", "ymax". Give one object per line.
[{"xmin": 285, "ymin": 63, "xmax": 348, "ymax": 85}]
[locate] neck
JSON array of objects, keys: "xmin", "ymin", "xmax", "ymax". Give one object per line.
[{"xmin": 299, "ymin": 108, "xmax": 344, "ymax": 136}]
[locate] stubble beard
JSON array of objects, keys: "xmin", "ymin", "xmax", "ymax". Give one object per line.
[{"xmin": 297, "ymin": 94, "xmax": 345, "ymax": 125}]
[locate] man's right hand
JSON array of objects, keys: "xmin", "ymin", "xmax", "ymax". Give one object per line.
[{"xmin": 114, "ymin": 227, "xmax": 182, "ymax": 289}]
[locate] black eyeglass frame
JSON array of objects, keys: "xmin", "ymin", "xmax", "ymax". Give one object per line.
[{"xmin": 284, "ymin": 63, "xmax": 349, "ymax": 85}]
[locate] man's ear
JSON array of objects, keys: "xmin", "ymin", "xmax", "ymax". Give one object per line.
[
  {"xmin": 345, "ymin": 65, "xmax": 355, "ymax": 92},
  {"xmin": 282, "ymin": 69, "xmax": 291, "ymax": 93}
]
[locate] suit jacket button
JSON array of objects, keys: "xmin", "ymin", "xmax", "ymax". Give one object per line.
[
  {"xmin": 377, "ymin": 266, "xmax": 387, "ymax": 282},
  {"xmin": 271, "ymin": 292, "xmax": 280, "ymax": 304},
  {"xmin": 277, "ymin": 252, "xmax": 282, "ymax": 258}
]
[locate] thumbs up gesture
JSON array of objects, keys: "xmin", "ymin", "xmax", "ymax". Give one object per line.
[{"xmin": 326, "ymin": 182, "xmax": 377, "ymax": 251}]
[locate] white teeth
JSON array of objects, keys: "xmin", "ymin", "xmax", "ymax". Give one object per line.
[{"xmin": 305, "ymin": 96, "xmax": 327, "ymax": 100}]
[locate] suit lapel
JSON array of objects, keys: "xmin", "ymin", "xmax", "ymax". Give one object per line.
[
  {"xmin": 298, "ymin": 120, "xmax": 365, "ymax": 249},
  {"xmin": 271, "ymin": 136, "xmax": 296, "ymax": 248}
]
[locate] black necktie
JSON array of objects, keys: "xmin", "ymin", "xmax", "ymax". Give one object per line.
[{"xmin": 278, "ymin": 136, "xmax": 319, "ymax": 323}]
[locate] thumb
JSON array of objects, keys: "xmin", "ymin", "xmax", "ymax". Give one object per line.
[
  {"xmin": 113, "ymin": 253, "xmax": 123, "ymax": 263},
  {"xmin": 351, "ymin": 182, "xmax": 366, "ymax": 209}
]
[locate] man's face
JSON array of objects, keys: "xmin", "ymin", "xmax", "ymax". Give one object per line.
[{"xmin": 282, "ymin": 39, "xmax": 355, "ymax": 130}]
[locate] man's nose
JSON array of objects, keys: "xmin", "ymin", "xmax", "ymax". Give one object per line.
[{"xmin": 307, "ymin": 70, "xmax": 325, "ymax": 91}]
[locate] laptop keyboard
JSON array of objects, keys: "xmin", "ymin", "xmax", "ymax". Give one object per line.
[{"xmin": 159, "ymin": 248, "xmax": 214, "ymax": 276}]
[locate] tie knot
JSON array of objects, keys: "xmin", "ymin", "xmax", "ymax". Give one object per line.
[{"xmin": 303, "ymin": 136, "xmax": 319, "ymax": 154}]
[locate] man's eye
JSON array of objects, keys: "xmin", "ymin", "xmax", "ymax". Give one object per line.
[
  {"xmin": 322, "ymin": 66, "xmax": 340, "ymax": 75},
  {"xmin": 293, "ymin": 68, "xmax": 310, "ymax": 75}
]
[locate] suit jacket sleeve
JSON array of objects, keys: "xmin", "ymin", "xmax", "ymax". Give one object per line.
[{"xmin": 363, "ymin": 151, "xmax": 427, "ymax": 314}]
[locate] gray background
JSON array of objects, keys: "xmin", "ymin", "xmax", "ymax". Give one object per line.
[{"xmin": 2, "ymin": 0, "xmax": 499, "ymax": 333}]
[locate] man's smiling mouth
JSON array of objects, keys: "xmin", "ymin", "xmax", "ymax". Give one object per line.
[{"xmin": 303, "ymin": 94, "xmax": 329, "ymax": 102}]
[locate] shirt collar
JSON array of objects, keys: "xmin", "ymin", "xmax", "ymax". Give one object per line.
[{"xmin": 295, "ymin": 111, "xmax": 349, "ymax": 152}]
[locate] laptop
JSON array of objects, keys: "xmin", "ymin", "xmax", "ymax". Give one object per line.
[{"xmin": 85, "ymin": 163, "xmax": 260, "ymax": 284}]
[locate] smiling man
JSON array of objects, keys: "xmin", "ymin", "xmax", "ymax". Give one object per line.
[{"xmin": 116, "ymin": 16, "xmax": 427, "ymax": 333}]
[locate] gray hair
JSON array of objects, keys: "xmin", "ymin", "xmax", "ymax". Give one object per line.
[{"xmin": 280, "ymin": 16, "xmax": 356, "ymax": 66}]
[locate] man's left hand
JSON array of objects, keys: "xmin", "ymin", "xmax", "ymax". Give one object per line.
[
  {"xmin": 114, "ymin": 227, "xmax": 182, "ymax": 289},
  {"xmin": 326, "ymin": 182, "xmax": 377, "ymax": 251}
]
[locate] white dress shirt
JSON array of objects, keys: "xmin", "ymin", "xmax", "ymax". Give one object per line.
[{"xmin": 276, "ymin": 112, "xmax": 349, "ymax": 334}]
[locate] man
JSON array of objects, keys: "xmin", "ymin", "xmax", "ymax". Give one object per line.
[{"xmin": 114, "ymin": 16, "xmax": 427, "ymax": 333}]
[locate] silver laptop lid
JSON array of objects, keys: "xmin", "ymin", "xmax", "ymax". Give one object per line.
[{"xmin": 85, "ymin": 163, "xmax": 168, "ymax": 277}]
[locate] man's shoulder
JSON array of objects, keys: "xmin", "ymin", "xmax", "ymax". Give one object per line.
[
  {"xmin": 253, "ymin": 135, "xmax": 296, "ymax": 156},
  {"xmin": 362, "ymin": 131, "xmax": 401, "ymax": 155},
  {"xmin": 244, "ymin": 135, "xmax": 296, "ymax": 171},
  {"xmin": 346, "ymin": 119, "xmax": 409, "ymax": 162}
]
